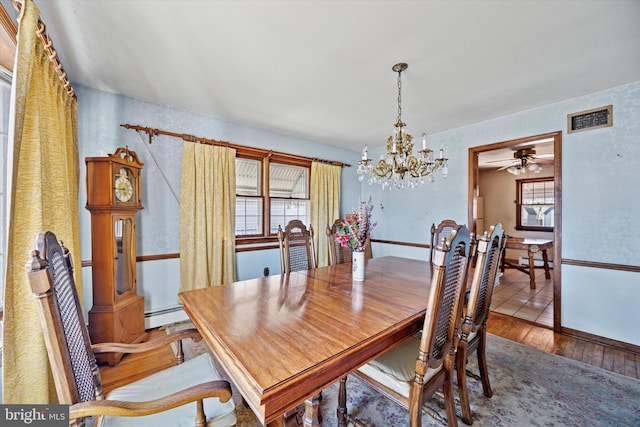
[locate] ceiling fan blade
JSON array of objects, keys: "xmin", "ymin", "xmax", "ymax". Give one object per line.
[
  {"xmin": 535, "ymin": 158, "xmax": 554, "ymax": 165},
  {"xmin": 484, "ymin": 158, "xmax": 514, "ymax": 164},
  {"xmin": 496, "ymin": 164, "xmax": 513, "ymax": 171}
]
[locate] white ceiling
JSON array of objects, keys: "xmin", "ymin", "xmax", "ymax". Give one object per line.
[{"xmin": 28, "ymin": 0, "xmax": 640, "ymax": 155}]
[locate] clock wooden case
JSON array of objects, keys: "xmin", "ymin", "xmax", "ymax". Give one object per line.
[{"xmin": 86, "ymin": 146, "xmax": 147, "ymax": 365}]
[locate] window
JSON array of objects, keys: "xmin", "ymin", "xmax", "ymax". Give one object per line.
[
  {"xmin": 235, "ymin": 154, "xmax": 310, "ymax": 240},
  {"xmin": 269, "ymin": 163, "xmax": 309, "ymax": 234},
  {"xmin": 516, "ymin": 177, "xmax": 554, "ymax": 232},
  {"xmin": 235, "ymin": 158, "xmax": 263, "ymax": 236}
]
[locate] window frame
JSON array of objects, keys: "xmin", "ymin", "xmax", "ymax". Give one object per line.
[
  {"xmin": 515, "ymin": 177, "xmax": 554, "ymax": 232},
  {"xmin": 235, "ymin": 148, "xmax": 311, "ymax": 244}
]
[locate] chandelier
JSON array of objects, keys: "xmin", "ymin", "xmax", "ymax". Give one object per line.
[
  {"xmin": 357, "ymin": 63, "xmax": 448, "ymax": 190},
  {"xmin": 506, "ymin": 149, "xmax": 542, "ymax": 175}
]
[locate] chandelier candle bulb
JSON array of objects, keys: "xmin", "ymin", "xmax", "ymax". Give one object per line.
[
  {"xmin": 422, "ymin": 133, "xmax": 427, "ymax": 150},
  {"xmin": 362, "ymin": 146, "xmax": 368, "ymax": 161}
]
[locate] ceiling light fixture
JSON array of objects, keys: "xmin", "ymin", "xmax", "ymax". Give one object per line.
[
  {"xmin": 357, "ymin": 63, "xmax": 448, "ymax": 190},
  {"xmin": 506, "ymin": 149, "xmax": 543, "ymax": 175}
]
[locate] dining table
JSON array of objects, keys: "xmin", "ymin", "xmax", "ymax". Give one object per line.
[
  {"xmin": 178, "ymin": 256, "xmax": 432, "ymax": 426},
  {"xmin": 500, "ymin": 237, "xmax": 552, "ymax": 289}
]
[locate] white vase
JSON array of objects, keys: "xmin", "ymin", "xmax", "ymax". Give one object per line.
[{"xmin": 352, "ymin": 250, "xmax": 365, "ymax": 281}]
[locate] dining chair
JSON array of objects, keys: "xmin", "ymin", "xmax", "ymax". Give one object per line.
[
  {"xmin": 346, "ymin": 224, "xmax": 472, "ymax": 427},
  {"xmin": 277, "ymin": 219, "xmax": 317, "ymax": 273},
  {"xmin": 456, "ymin": 223, "xmax": 507, "ymax": 425},
  {"xmin": 430, "ymin": 219, "xmax": 459, "ymax": 263},
  {"xmin": 25, "ymin": 231, "xmax": 237, "ymax": 427},
  {"xmin": 327, "ymin": 217, "xmax": 373, "ymax": 266},
  {"xmin": 326, "ymin": 219, "xmax": 351, "ymax": 266}
]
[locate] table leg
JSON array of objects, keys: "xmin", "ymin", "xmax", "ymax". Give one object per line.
[
  {"xmin": 542, "ymin": 249, "xmax": 551, "ymax": 280},
  {"xmin": 302, "ymin": 393, "xmax": 321, "ymax": 427},
  {"xmin": 527, "ymin": 249, "xmax": 536, "ymax": 289},
  {"xmin": 337, "ymin": 377, "xmax": 347, "ymax": 427}
]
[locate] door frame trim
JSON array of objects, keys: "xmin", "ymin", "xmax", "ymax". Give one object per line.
[{"xmin": 468, "ymin": 131, "xmax": 562, "ymax": 332}]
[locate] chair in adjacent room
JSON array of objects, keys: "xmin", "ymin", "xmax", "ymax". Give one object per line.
[
  {"xmin": 456, "ymin": 223, "xmax": 507, "ymax": 425},
  {"xmin": 430, "ymin": 219, "xmax": 459, "ymax": 263},
  {"xmin": 343, "ymin": 224, "xmax": 472, "ymax": 427},
  {"xmin": 277, "ymin": 219, "xmax": 317, "ymax": 273},
  {"xmin": 25, "ymin": 231, "xmax": 236, "ymax": 427}
]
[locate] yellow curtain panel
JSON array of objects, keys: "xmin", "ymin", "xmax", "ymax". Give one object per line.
[
  {"xmin": 3, "ymin": 0, "xmax": 80, "ymax": 403},
  {"xmin": 179, "ymin": 141, "xmax": 237, "ymax": 291},
  {"xmin": 310, "ymin": 161, "xmax": 341, "ymax": 267}
]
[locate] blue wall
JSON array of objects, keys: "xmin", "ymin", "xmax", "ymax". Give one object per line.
[{"xmin": 75, "ymin": 85, "xmax": 360, "ymax": 314}]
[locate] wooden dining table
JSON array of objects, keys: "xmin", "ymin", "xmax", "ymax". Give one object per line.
[{"xmin": 178, "ymin": 256, "xmax": 432, "ymax": 426}]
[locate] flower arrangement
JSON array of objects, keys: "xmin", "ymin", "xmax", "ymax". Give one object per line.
[{"xmin": 335, "ymin": 197, "xmax": 377, "ymax": 252}]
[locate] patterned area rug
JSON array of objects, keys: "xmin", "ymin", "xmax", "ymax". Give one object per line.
[{"xmin": 166, "ymin": 322, "xmax": 640, "ymax": 426}]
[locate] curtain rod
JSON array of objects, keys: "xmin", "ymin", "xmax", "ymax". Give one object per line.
[
  {"xmin": 13, "ymin": 0, "xmax": 76, "ymax": 100},
  {"xmin": 120, "ymin": 123, "xmax": 351, "ymax": 168}
]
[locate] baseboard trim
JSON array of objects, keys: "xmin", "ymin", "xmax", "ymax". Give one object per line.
[{"xmin": 561, "ymin": 326, "xmax": 640, "ymax": 355}]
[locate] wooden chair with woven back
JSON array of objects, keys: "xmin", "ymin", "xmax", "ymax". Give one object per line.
[
  {"xmin": 343, "ymin": 224, "xmax": 472, "ymax": 427},
  {"xmin": 25, "ymin": 231, "xmax": 237, "ymax": 427},
  {"xmin": 326, "ymin": 218, "xmax": 351, "ymax": 266},
  {"xmin": 277, "ymin": 219, "xmax": 317, "ymax": 273},
  {"xmin": 456, "ymin": 223, "xmax": 507, "ymax": 425},
  {"xmin": 326, "ymin": 217, "xmax": 373, "ymax": 266},
  {"xmin": 430, "ymin": 219, "xmax": 459, "ymax": 263}
]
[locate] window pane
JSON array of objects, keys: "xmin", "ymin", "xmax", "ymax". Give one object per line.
[
  {"xmin": 520, "ymin": 205, "xmax": 554, "ymax": 227},
  {"xmin": 518, "ymin": 178, "xmax": 554, "ymax": 230},
  {"xmin": 270, "ymin": 163, "xmax": 308, "ymax": 198},
  {"xmin": 270, "ymin": 199, "xmax": 310, "ymax": 234},
  {"xmin": 235, "ymin": 196, "xmax": 263, "ymax": 235},
  {"xmin": 236, "ymin": 158, "xmax": 260, "ymax": 196}
]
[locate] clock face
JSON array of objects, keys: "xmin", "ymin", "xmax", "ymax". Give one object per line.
[{"xmin": 114, "ymin": 168, "xmax": 134, "ymax": 202}]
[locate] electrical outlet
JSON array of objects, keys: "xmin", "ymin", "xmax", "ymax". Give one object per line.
[{"xmin": 263, "ymin": 267, "xmax": 270, "ymax": 276}]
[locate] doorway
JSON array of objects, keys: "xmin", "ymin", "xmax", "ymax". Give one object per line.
[{"xmin": 468, "ymin": 131, "xmax": 562, "ymax": 332}]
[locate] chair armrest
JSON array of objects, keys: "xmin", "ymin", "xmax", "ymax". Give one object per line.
[
  {"xmin": 69, "ymin": 380, "xmax": 232, "ymax": 419},
  {"xmin": 92, "ymin": 328, "xmax": 202, "ymax": 354}
]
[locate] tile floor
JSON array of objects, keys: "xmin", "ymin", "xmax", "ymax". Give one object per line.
[{"xmin": 491, "ymin": 267, "xmax": 553, "ymax": 328}]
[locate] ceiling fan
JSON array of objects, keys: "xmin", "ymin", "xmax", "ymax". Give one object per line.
[{"xmin": 488, "ymin": 147, "xmax": 554, "ymax": 175}]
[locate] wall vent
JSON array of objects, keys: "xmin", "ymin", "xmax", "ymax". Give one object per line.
[{"xmin": 567, "ymin": 105, "xmax": 612, "ymax": 134}]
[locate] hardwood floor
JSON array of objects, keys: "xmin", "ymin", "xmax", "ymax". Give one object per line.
[
  {"xmin": 99, "ymin": 314, "xmax": 640, "ymax": 396},
  {"xmin": 487, "ymin": 312, "xmax": 640, "ymax": 380}
]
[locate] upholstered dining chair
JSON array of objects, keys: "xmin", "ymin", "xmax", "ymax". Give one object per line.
[
  {"xmin": 456, "ymin": 224, "xmax": 507, "ymax": 425},
  {"xmin": 25, "ymin": 231, "xmax": 237, "ymax": 427},
  {"xmin": 346, "ymin": 224, "xmax": 472, "ymax": 427},
  {"xmin": 430, "ymin": 219, "xmax": 459, "ymax": 263},
  {"xmin": 277, "ymin": 219, "xmax": 317, "ymax": 273}
]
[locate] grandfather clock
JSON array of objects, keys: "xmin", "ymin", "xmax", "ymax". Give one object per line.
[{"xmin": 86, "ymin": 147, "xmax": 147, "ymax": 365}]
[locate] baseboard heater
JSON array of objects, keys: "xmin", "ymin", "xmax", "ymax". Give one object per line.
[{"xmin": 144, "ymin": 305, "xmax": 188, "ymax": 330}]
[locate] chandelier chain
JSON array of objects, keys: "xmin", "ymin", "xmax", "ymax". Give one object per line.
[{"xmin": 396, "ymin": 70, "xmax": 402, "ymax": 125}]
